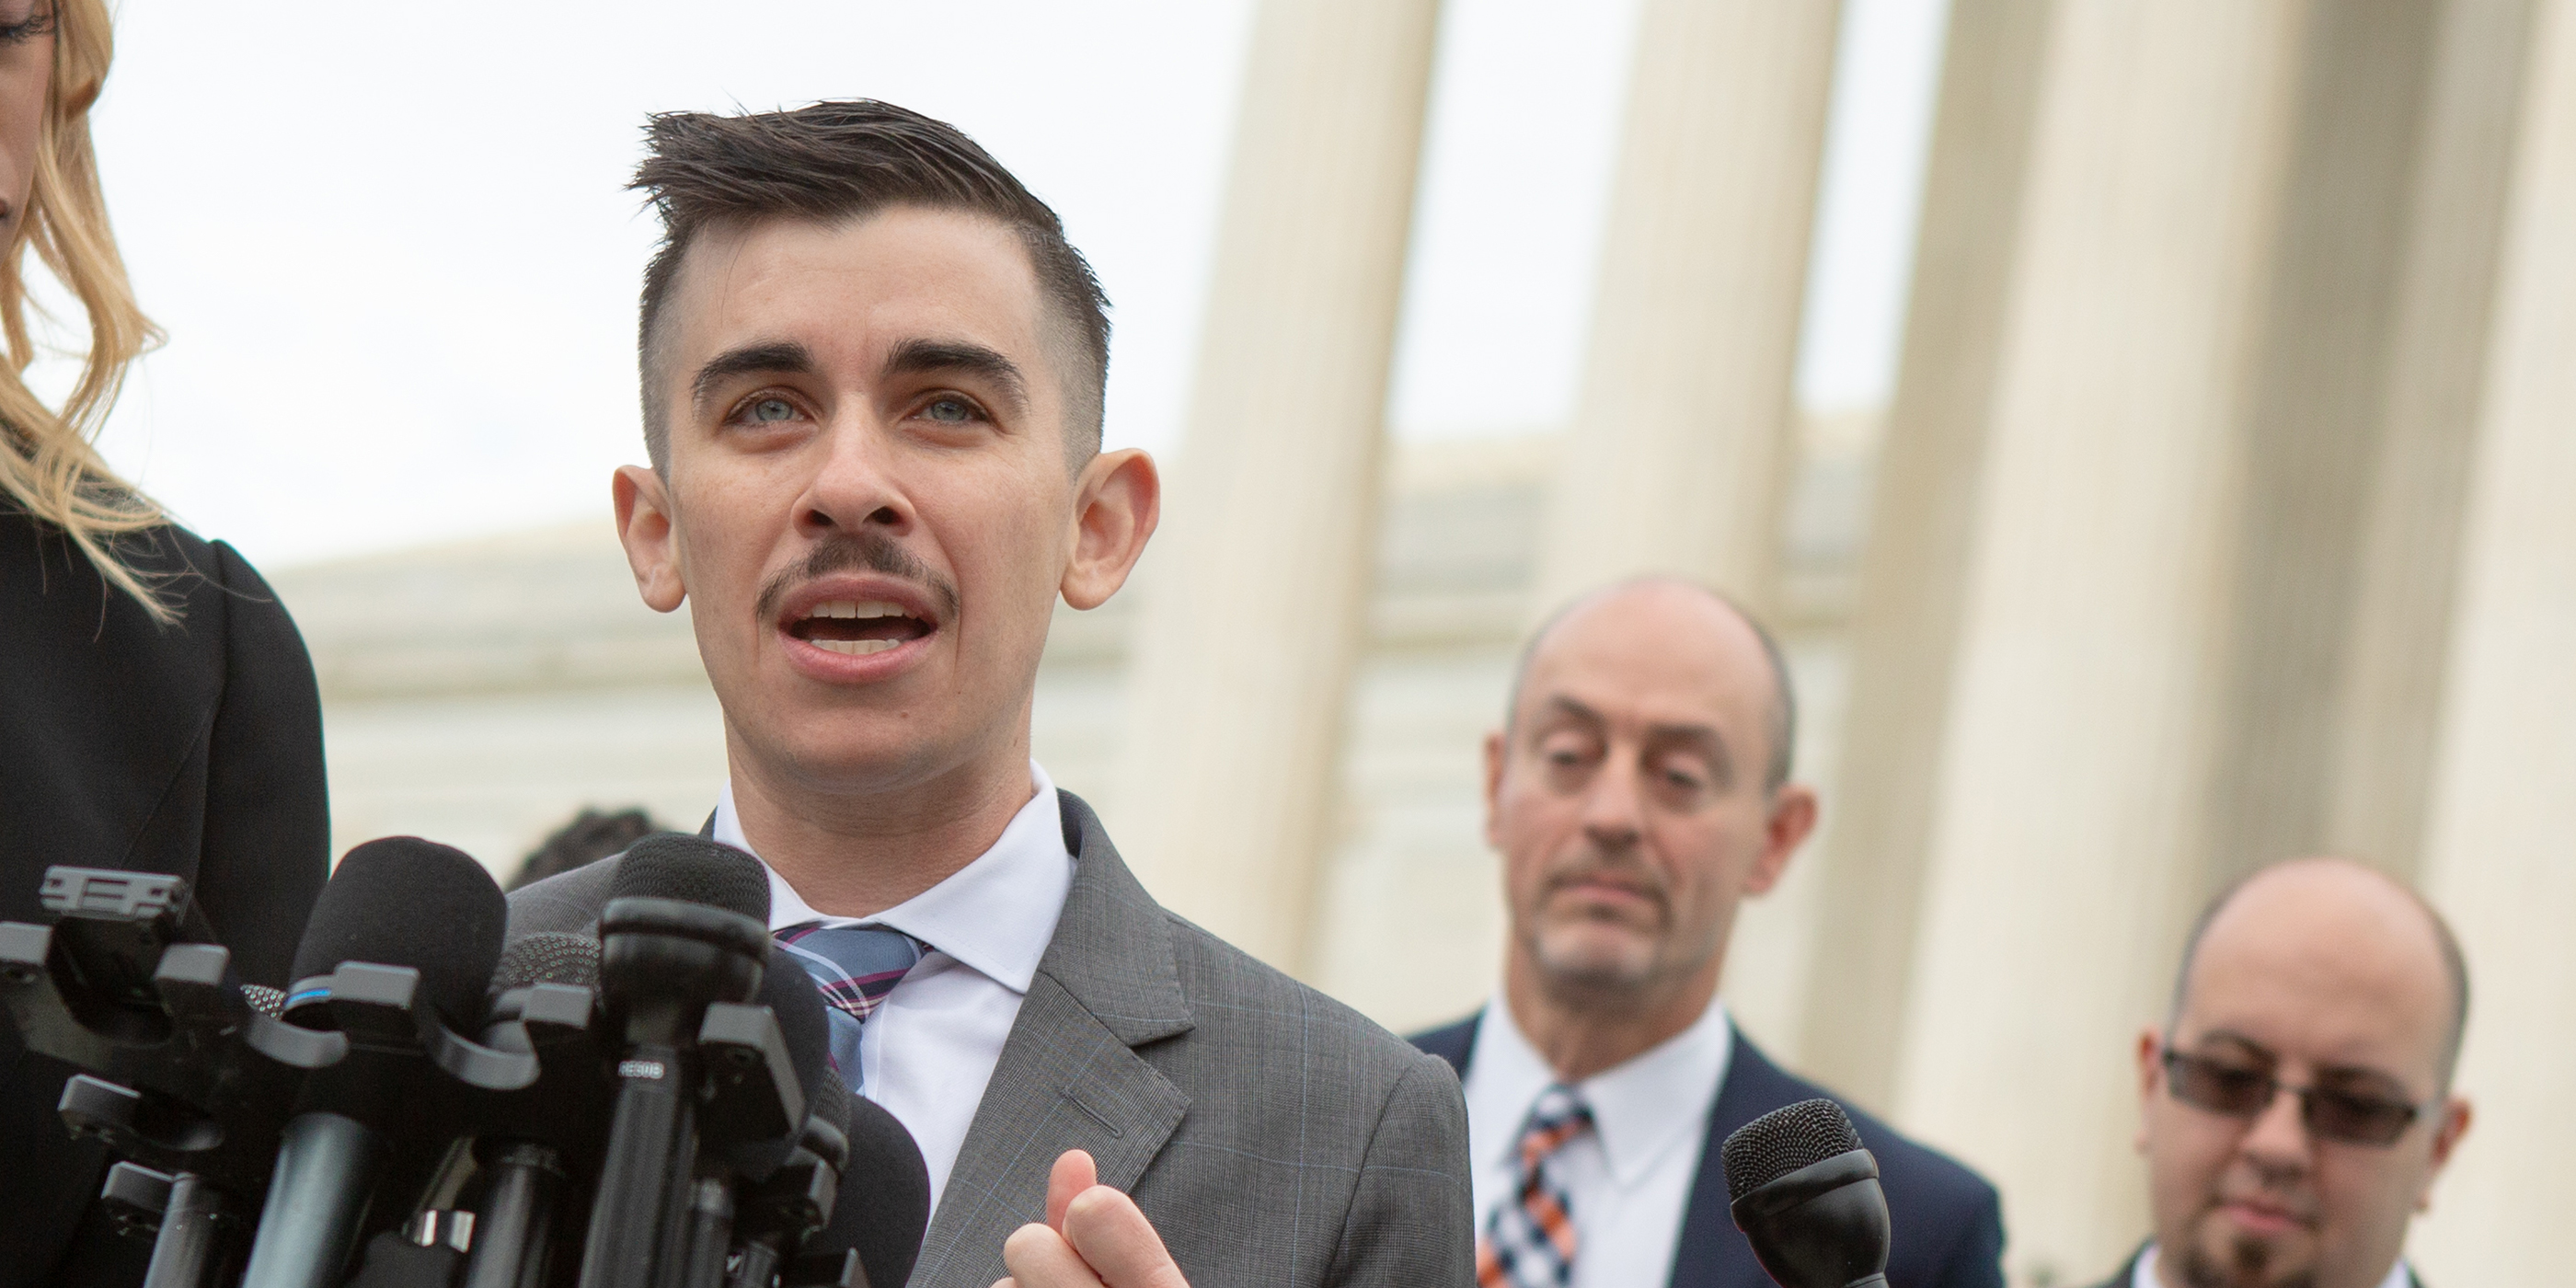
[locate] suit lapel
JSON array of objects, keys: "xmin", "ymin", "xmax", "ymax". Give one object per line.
[
  {"xmin": 1667, "ymin": 1026, "xmax": 1799, "ymax": 1288},
  {"xmin": 904, "ymin": 793, "xmax": 1194, "ymax": 1288}
]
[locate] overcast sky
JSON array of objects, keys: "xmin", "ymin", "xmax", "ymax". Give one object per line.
[{"xmin": 64, "ymin": 0, "xmax": 1946, "ymax": 569}]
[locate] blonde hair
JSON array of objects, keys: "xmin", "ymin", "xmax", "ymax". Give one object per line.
[{"xmin": 0, "ymin": 0, "xmax": 168, "ymax": 619}]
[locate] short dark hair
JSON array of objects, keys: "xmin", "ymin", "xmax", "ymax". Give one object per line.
[
  {"xmin": 508, "ymin": 806, "xmax": 667, "ymax": 892},
  {"xmin": 2169, "ymin": 861, "xmax": 2473, "ymax": 1089},
  {"xmin": 629, "ymin": 99, "xmax": 1111, "ymax": 471},
  {"xmin": 1506, "ymin": 579, "xmax": 1799, "ymax": 794}
]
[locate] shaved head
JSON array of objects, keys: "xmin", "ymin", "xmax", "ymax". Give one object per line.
[
  {"xmin": 2172, "ymin": 857, "xmax": 2469, "ymax": 1088},
  {"xmin": 1511, "ymin": 579, "xmax": 1797, "ymax": 792},
  {"xmin": 2143, "ymin": 857, "xmax": 2474, "ymax": 1288}
]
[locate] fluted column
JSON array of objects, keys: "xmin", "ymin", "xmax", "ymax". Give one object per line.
[
  {"xmin": 2321, "ymin": 0, "xmax": 2538, "ymax": 870},
  {"xmin": 2409, "ymin": 2, "xmax": 2576, "ymax": 1280},
  {"xmin": 1794, "ymin": 0, "xmax": 2053, "ymax": 1115},
  {"xmin": 1880, "ymin": 4, "xmax": 2312, "ymax": 1279},
  {"xmin": 1811, "ymin": 0, "xmax": 2539, "ymax": 1278},
  {"xmin": 1111, "ymin": 0, "xmax": 1442, "ymax": 970},
  {"xmin": 1528, "ymin": 0, "xmax": 1844, "ymax": 611}
]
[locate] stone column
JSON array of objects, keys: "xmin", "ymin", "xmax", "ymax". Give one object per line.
[
  {"xmin": 2321, "ymin": 0, "xmax": 2538, "ymax": 871},
  {"xmin": 1879, "ymin": 3, "xmax": 2313, "ymax": 1280},
  {"xmin": 1111, "ymin": 0, "xmax": 1442, "ymax": 971},
  {"xmin": 2409, "ymin": 2, "xmax": 2576, "ymax": 1280},
  {"xmin": 2195, "ymin": 0, "xmax": 2540, "ymax": 892},
  {"xmin": 1527, "ymin": 0, "xmax": 1845, "ymax": 612},
  {"xmin": 1795, "ymin": 0, "xmax": 2054, "ymax": 1115}
]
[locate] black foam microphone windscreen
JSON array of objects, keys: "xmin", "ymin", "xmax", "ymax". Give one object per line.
[
  {"xmin": 819, "ymin": 1094, "xmax": 930, "ymax": 1288},
  {"xmin": 721, "ymin": 946, "xmax": 836, "ymax": 1180},
  {"xmin": 1721, "ymin": 1098, "xmax": 1892, "ymax": 1288},
  {"xmin": 761, "ymin": 946, "xmax": 831, "ymax": 1109},
  {"xmin": 807, "ymin": 1064, "xmax": 853, "ymax": 1157},
  {"xmin": 289, "ymin": 837, "xmax": 507, "ymax": 1029},
  {"xmin": 1722, "ymin": 1098, "xmax": 1862, "ymax": 1200},
  {"xmin": 491, "ymin": 932, "xmax": 602, "ymax": 994},
  {"xmin": 608, "ymin": 834, "xmax": 770, "ymax": 923}
]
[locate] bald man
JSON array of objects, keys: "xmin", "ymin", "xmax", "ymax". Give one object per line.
[
  {"xmin": 1412, "ymin": 580, "xmax": 2006, "ymax": 1288},
  {"xmin": 2094, "ymin": 858, "xmax": 2474, "ymax": 1288}
]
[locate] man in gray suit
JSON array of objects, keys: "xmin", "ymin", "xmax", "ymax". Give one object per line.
[{"xmin": 509, "ymin": 100, "xmax": 1471, "ymax": 1288}]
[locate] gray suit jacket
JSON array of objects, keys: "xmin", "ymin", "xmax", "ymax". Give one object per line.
[{"xmin": 506, "ymin": 790, "xmax": 1475, "ymax": 1288}]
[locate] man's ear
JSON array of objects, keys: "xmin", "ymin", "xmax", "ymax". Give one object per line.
[
  {"xmin": 1742, "ymin": 784, "xmax": 1819, "ymax": 897},
  {"xmin": 2134, "ymin": 1027, "xmax": 2164, "ymax": 1153},
  {"xmin": 614, "ymin": 465, "xmax": 687, "ymax": 613},
  {"xmin": 2420, "ymin": 1097, "xmax": 2473, "ymax": 1209},
  {"xmin": 1481, "ymin": 730, "xmax": 1508, "ymax": 853},
  {"xmin": 1061, "ymin": 448, "xmax": 1159, "ymax": 610}
]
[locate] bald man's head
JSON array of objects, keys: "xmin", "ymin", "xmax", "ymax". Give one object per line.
[
  {"xmin": 1509, "ymin": 580, "xmax": 1797, "ymax": 793},
  {"xmin": 2143, "ymin": 857, "xmax": 2474, "ymax": 1288},
  {"xmin": 2171, "ymin": 858, "xmax": 2469, "ymax": 1088},
  {"xmin": 1484, "ymin": 577, "xmax": 1822, "ymax": 1067}
]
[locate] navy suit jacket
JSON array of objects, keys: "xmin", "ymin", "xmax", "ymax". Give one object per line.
[{"xmin": 1413, "ymin": 1011, "xmax": 2006, "ymax": 1288}]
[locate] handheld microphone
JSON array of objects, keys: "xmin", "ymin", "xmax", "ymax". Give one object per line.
[
  {"xmin": 241, "ymin": 838, "xmax": 507, "ymax": 1288},
  {"xmin": 1721, "ymin": 1098, "xmax": 1892, "ymax": 1288},
  {"xmin": 4, "ymin": 865, "xmax": 291, "ymax": 1277},
  {"xmin": 677, "ymin": 943, "xmax": 838, "ymax": 1288},
  {"xmin": 730, "ymin": 1066, "xmax": 854, "ymax": 1288},
  {"xmin": 577, "ymin": 835, "xmax": 771, "ymax": 1288},
  {"xmin": 459, "ymin": 932, "xmax": 605, "ymax": 1288},
  {"xmin": 820, "ymin": 1093, "xmax": 931, "ymax": 1288}
]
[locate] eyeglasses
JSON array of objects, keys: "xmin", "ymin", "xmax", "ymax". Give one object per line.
[{"xmin": 2159, "ymin": 1048, "xmax": 2435, "ymax": 1148}]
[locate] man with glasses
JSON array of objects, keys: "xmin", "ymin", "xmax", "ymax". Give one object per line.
[{"xmin": 2098, "ymin": 857, "xmax": 2473, "ymax": 1288}]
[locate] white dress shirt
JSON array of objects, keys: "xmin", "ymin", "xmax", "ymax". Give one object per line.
[
  {"xmin": 1463, "ymin": 991, "xmax": 1736, "ymax": 1288},
  {"xmin": 711, "ymin": 760, "xmax": 1075, "ymax": 1213},
  {"xmin": 2133, "ymin": 1242, "xmax": 2413, "ymax": 1288}
]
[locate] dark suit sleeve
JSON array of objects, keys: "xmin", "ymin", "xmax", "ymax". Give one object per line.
[
  {"xmin": 1326, "ymin": 1051, "xmax": 1477, "ymax": 1287},
  {"xmin": 1920, "ymin": 1181, "xmax": 2007, "ymax": 1288},
  {"xmin": 193, "ymin": 541, "xmax": 329, "ymax": 986}
]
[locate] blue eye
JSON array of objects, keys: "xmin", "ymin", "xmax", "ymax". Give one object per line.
[
  {"xmin": 925, "ymin": 397, "xmax": 974, "ymax": 423},
  {"xmin": 750, "ymin": 398, "xmax": 797, "ymax": 422}
]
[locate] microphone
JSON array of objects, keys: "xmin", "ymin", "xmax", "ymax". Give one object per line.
[
  {"xmin": 730, "ymin": 1065, "xmax": 853, "ymax": 1288},
  {"xmin": 577, "ymin": 835, "xmax": 771, "ymax": 1288},
  {"xmin": 822, "ymin": 1093, "xmax": 931, "ymax": 1288},
  {"xmin": 241, "ymin": 838, "xmax": 508, "ymax": 1288},
  {"xmin": 677, "ymin": 943, "xmax": 839, "ymax": 1288},
  {"xmin": 1721, "ymin": 1098, "xmax": 1892, "ymax": 1288},
  {"xmin": 459, "ymin": 932, "xmax": 605, "ymax": 1288}
]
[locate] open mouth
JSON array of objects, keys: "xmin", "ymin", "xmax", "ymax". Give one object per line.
[{"xmin": 784, "ymin": 600, "xmax": 934, "ymax": 656}]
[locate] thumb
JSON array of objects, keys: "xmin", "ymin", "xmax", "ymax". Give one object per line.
[{"xmin": 1046, "ymin": 1149, "xmax": 1098, "ymax": 1231}]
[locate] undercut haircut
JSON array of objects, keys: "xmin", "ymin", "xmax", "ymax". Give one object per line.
[
  {"xmin": 1506, "ymin": 580, "xmax": 1800, "ymax": 795},
  {"xmin": 629, "ymin": 99, "xmax": 1111, "ymax": 472},
  {"xmin": 2169, "ymin": 862, "xmax": 2472, "ymax": 1089}
]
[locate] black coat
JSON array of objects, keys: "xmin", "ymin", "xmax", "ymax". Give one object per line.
[
  {"xmin": 1414, "ymin": 1010, "xmax": 2007, "ymax": 1288},
  {"xmin": 2084, "ymin": 1244, "xmax": 2425, "ymax": 1288},
  {"xmin": 0, "ymin": 505, "xmax": 329, "ymax": 1287}
]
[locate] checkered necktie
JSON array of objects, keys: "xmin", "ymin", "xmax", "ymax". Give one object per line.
[
  {"xmin": 773, "ymin": 920, "xmax": 928, "ymax": 1092},
  {"xmin": 1477, "ymin": 1084, "xmax": 1593, "ymax": 1288}
]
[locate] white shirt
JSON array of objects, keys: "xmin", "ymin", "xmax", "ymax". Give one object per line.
[
  {"xmin": 712, "ymin": 760, "xmax": 1075, "ymax": 1213},
  {"xmin": 1463, "ymin": 991, "xmax": 1736, "ymax": 1288},
  {"xmin": 2133, "ymin": 1242, "xmax": 2413, "ymax": 1288}
]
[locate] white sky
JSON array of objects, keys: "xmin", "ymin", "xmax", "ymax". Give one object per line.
[{"xmin": 69, "ymin": 0, "xmax": 1946, "ymax": 570}]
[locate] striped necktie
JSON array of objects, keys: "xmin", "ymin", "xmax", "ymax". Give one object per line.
[
  {"xmin": 1477, "ymin": 1084, "xmax": 1593, "ymax": 1288},
  {"xmin": 773, "ymin": 920, "xmax": 927, "ymax": 1092}
]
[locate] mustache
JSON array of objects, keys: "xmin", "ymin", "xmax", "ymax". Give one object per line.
[
  {"xmin": 1540, "ymin": 850, "xmax": 1670, "ymax": 909},
  {"xmin": 753, "ymin": 529, "xmax": 961, "ymax": 625}
]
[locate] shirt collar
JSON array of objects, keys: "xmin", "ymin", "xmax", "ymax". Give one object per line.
[
  {"xmin": 711, "ymin": 760, "xmax": 1075, "ymax": 995},
  {"xmin": 2135, "ymin": 1244, "xmax": 2412, "ymax": 1288},
  {"xmin": 1472, "ymin": 990, "xmax": 1736, "ymax": 1188}
]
